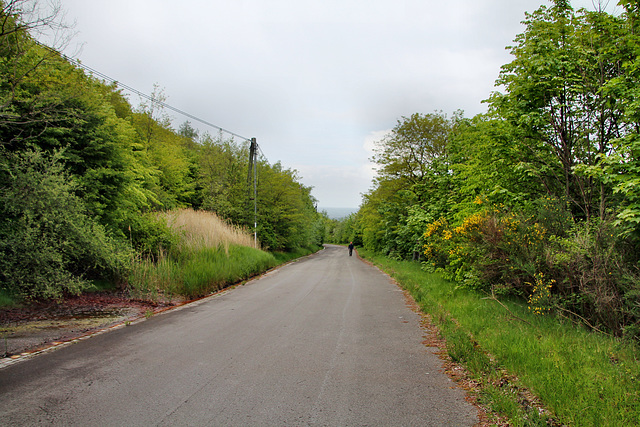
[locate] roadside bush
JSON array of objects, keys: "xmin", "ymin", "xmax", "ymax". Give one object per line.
[
  {"xmin": 0, "ymin": 149, "xmax": 131, "ymax": 300},
  {"xmin": 546, "ymin": 219, "xmax": 640, "ymax": 339},
  {"xmin": 422, "ymin": 217, "xmax": 452, "ymax": 272},
  {"xmin": 422, "ymin": 198, "xmax": 640, "ymax": 339},
  {"xmin": 122, "ymin": 211, "xmax": 177, "ymax": 257}
]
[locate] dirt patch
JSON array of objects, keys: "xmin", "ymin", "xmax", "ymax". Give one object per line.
[{"xmin": 0, "ymin": 293, "xmax": 175, "ymax": 359}]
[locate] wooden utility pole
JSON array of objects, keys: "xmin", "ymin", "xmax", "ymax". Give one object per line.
[{"xmin": 247, "ymin": 138, "xmax": 258, "ymax": 248}]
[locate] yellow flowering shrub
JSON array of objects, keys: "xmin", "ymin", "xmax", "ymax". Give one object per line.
[
  {"xmin": 422, "ymin": 218, "xmax": 452, "ymax": 271},
  {"xmin": 422, "ymin": 203, "xmax": 555, "ymax": 292},
  {"xmin": 527, "ymin": 272, "xmax": 555, "ymax": 315},
  {"xmin": 419, "ymin": 196, "xmax": 639, "ymax": 340},
  {"xmin": 454, "ymin": 211, "xmax": 486, "ymax": 236}
]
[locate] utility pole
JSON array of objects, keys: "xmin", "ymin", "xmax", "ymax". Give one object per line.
[{"xmin": 247, "ymin": 138, "xmax": 258, "ymax": 248}]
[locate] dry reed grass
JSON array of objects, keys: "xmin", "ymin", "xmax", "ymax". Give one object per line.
[{"xmin": 159, "ymin": 208, "xmax": 257, "ymax": 252}]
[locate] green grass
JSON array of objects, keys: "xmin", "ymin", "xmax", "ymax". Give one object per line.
[
  {"xmin": 271, "ymin": 245, "xmax": 323, "ymax": 264},
  {"xmin": 0, "ymin": 289, "xmax": 18, "ymax": 308},
  {"xmin": 128, "ymin": 244, "xmax": 322, "ymax": 301},
  {"xmin": 358, "ymin": 249, "xmax": 640, "ymax": 426},
  {"xmin": 128, "ymin": 244, "xmax": 282, "ymax": 300}
]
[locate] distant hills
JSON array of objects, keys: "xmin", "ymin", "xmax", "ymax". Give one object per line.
[{"xmin": 319, "ymin": 207, "xmax": 357, "ymax": 220}]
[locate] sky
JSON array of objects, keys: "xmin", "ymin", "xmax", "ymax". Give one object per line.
[{"xmin": 54, "ymin": 0, "xmax": 619, "ymax": 209}]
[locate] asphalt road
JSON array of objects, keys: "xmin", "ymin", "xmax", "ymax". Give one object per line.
[{"xmin": 0, "ymin": 245, "xmax": 478, "ymax": 426}]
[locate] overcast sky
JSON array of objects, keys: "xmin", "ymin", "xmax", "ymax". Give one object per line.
[{"xmin": 57, "ymin": 0, "xmax": 617, "ymax": 209}]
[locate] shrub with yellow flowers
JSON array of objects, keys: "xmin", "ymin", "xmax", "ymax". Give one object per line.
[
  {"xmin": 527, "ymin": 272, "xmax": 555, "ymax": 315},
  {"xmin": 420, "ymin": 195, "xmax": 640, "ymax": 340},
  {"xmin": 422, "ymin": 211, "xmax": 491, "ymax": 286},
  {"xmin": 422, "ymin": 202, "xmax": 555, "ymax": 294},
  {"xmin": 422, "ymin": 217, "xmax": 452, "ymax": 271}
]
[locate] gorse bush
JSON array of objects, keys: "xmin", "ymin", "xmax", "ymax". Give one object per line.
[
  {"xmin": 527, "ymin": 272, "xmax": 554, "ymax": 316},
  {"xmin": 422, "ymin": 199, "xmax": 640, "ymax": 340}
]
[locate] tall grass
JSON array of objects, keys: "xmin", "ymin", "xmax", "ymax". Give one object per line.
[
  {"xmin": 359, "ymin": 249, "xmax": 640, "ymax": 426},
  {"xmin": 162, "ymin": 208, "xmax": 257, "ymax": 252},
  {"xmin": 128, "ymin": 209, "xmax": 275, "ymax": 300}
]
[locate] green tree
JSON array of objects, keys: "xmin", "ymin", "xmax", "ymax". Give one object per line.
[
  {"xmin": 0, "ymin": 149, "xmax": 130, "ymax": 300},
  {"xmin": 0, "ymin": 40, "xmax": 160, "ymax": 230},
  {"xmin": 256, "ymin": 160, "xmax": 319, "ymax": 251},
  {"xmin": 196, "ymin": 133, "xmax": 249, "ymax": 225},
  {"xmin": 597, "ymin": 1, "xmax": 640, "ymax": 238},
  {"xmin": 178, "ymin": 120, "xmax": 199, "ymax": 141},
  {"xmin": 448, "ymin": 114, "xmax": 546, "ymax": 219},
  {"xmin": 361, "ymin": 111, "xmax": 459, "ymax": 257},
  {"xmin": 488, "ymin": 1, "xmax": 630, "ymax": 220},
  {"xmin": 371, "ymin": 112, "xmax": 455, "ymax": 189},
  {"xmin": 324, "ymin": 212, "xmax": 361, "ymax": 245}
]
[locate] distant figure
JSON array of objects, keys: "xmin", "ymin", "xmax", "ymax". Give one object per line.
[{"xmin": 348, "ymin": 242, "xmax": 354, "ymax": 256}]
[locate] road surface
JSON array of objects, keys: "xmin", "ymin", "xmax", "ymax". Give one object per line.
[{"xmin": 0, "ymin": 245, "xmax": 478, "ymax": 426}]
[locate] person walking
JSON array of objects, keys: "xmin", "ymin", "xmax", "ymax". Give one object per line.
[{"xmin": 348, "ymin": 242, "xmax": 354, "ymax": 256}]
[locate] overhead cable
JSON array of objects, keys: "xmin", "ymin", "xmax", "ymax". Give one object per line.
[
  {"xmin": 75, "ymin": 61, "xmax": 252, "ymax": 142},
  {"xmin": 37, "ymin": 41, "xmax": 252, "ymax": 142}
]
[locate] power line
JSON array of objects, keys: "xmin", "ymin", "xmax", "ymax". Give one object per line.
[
  {"xmin": 39, "ymin": 42, "xmax": 253, "ymax": 142},
  {"xmin": 256, "ymin": 143, "xmax": 267, "ymax": 162},
  {"xmin": 76, "ymin": 61, "xmax": 252, "ymax": 142}
]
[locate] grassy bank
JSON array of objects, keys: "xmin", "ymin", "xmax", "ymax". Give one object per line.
[
  {"xmin": 129, "ymin": 244, "xmax": 322, "ymax": 301},
  {"xmin": 358, "ymin": 249, "xmax": 640, "ymax": 426},
  {"xmin": 128, "ymin": 209, "xmax": 321, "ymax": 300},
  {"xmin": 128, "ymin": 245, "xmax": 278, "ymax": 300},
  {"xmin": 1, "ymin": 209, "xmax": 320, "ymax": 307}
]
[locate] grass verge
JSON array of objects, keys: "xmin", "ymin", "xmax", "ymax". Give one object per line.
[
  {"xmin": 128, "ymin": 243, "xmax": 323, "ymax": 302},
  {"xmin": 358, "ymin": 249, "xmax": 640, "ymax": 426},
  {"xmin": 128, "ymin": 244, "xmax": 280, "ymax": 300},
  {"xmin": 127, "ymin": 209, "xmax": 319, "ymax": 301}
]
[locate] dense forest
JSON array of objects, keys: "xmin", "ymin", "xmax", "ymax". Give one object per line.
[
  {"xmin": 0, "ymin": 0, "xmax": 325, "ymax": 301},
  {"xmin": 329, "ymin": 0, "xmax": 640, "ymax": 341}
]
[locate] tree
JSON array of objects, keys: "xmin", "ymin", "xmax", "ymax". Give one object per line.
[
  {"xmin": 0, "ymin": 1, "xmax": 67, "ymax": 44},
  {"xmin": 596, "ymin": 1, "xmax": 640, "ymax": 238},
  {"xmin": 196, "ymin": 133, "xmax": 249, "ymax": 225},
  {"xmin": 256, "ymin": 160, "xmax": 320, "ymax": 251},
  {"xmin": 371, "ymin": 112, "xmax": 457, "ymax": 188},
  {"xmin": 448, "ymin": 114, "xmax": 545, "ymax": 219},
  {"xmin": 0, "ymin": 1, "xmax": 73, "ymax": 132},
  {"xmin": 0, "ymin": 149, "xmax": 130, "ymax": 300},
  {"xmin": 178, "ymin": 120, "xmax": 199, "ymax": 141},
  {"xmin": 360, "ymin": 111, "xmax": 459, "ymax": 257},
  {"xmin": 488, "ymin": 1, "xmax": 630, "ymax": 220}
]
